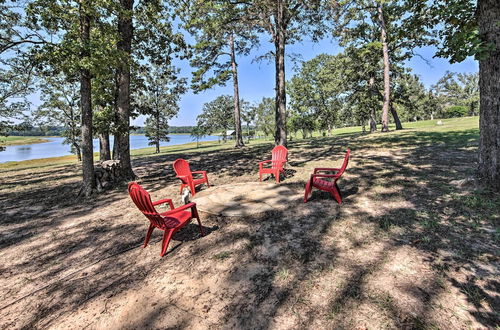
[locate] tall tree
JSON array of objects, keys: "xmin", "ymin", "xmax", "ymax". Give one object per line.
[
  {"xmin": 477, "ymin": 0, "xmax": 500, "ymax": 191},
  {"xmin": 113, "ymin": 0, "xmax": 135, "ymax": 179},
  {"xmin": 419, "ymin": 0, "xmax": 499, "ymax": 190},
  {"xmin": 179, "ymin": 0, "xmax": 258, "ymax": 149},
  {"xmin": 26, "ymin": 0, "xmax": 119, "ymax": 195},
  {"xmin": 79, "ymin": 0, "xmax": 95, "ymax": 196},
  {"xmin": 246, "ymin": 0, "xmax": 329, "ymax": 146},
  {"xmin": 288, "ymin": 53, "xmax": 345, "ymax": 136},
  {"xmin": 195, "ymin": 95, "xmax": 234, "ymax": 141},
  {"xmin": 253, "ymin": 97, "xmax": 275, "ymax": 138},
  {"xmin": 335, "ymin": 0, "xmax": 432, "ymax": 131},
  {"xmin": 377, "ymin": 1, "xmax": 390, "ymax": 131},
  {"xmin": 135, "ymin": 64, "xmax": 186, "ymax": 153}
]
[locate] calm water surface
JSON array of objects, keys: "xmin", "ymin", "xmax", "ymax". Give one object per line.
[{"xmin": 0, "ymin": 134, "xmax": 219, "ymax": 163}]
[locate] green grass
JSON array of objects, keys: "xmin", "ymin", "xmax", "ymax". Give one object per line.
[
  {"xmin": 0, "ymin": 136, "xmax": 51, "ymax": 146},
  {"xmin": 0, "ymin": 116, "xmax": 480, "ymax": 173}
]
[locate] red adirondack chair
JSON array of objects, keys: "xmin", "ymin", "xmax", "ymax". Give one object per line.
[
  {"xmin": 128, "ymin": 182, "xmax": 205, "ymax": 257},
  {"xmin": 173, "ymin": 158, "xmax": 210, "ymax": 197},
  {"xmin": 259, "ymin": 145, "xmax": 288, "ymax": 183},
  {"xmin": 304, "ymin": 149, "xmax": 350, "ymax": 204}
]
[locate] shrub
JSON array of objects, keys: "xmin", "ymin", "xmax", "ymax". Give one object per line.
[{"xmin": 445, "ymin": 105, "xmax": 468, "ymax": 118}]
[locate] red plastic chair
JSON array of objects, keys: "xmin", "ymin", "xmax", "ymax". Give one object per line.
[
  {"xmin": 259, "ymin": 145, "xmax": 288, "ymax": 183},
  {"xmin": 173, "ymin": 158, "xmax": 210, "ymax": 197},
  {"xmin": 304, "ymin": 149, "xmax": 350, "ymax": 204},
  {"xmin": 128, "ymin": 182, "xmax": 205, "ymax": 257}
]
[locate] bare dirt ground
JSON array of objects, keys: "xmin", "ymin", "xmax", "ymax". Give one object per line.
[{"xmin": 0, "ymin": 127, "xmax": 498, "ymax": 329}]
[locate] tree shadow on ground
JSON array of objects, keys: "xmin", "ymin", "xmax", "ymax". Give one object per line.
[{"xmin": 0, "ymin": 127, "xmax": 498, "ymax": 329}]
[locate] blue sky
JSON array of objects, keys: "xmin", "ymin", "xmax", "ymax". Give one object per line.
[{"xmin": 159, "ymin": 36, "xmax": 478, "ymax": 127}]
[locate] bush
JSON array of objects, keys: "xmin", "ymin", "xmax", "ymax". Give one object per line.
[{"xmin": 445, "ymin": 105, "xmax": 468, "ymax": 118}]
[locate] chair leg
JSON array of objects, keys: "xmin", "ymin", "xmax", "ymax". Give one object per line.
[
  {"xmin": 191, "ymin": 207, "xmax": 205, "ymax": 236},
  {"xmin": 179, "ymin": 184, "xmax": 184, "ymax": 195},
  {"xmin": 331, "ymin": 184, "xmax": 342, "ymax": 204},
  {"xmin": 304, "ymin": 179, "xmax": 312, "ymax": 203},
  {"xmin": 189, "ymin": 182, "xmax": 196, "ymax": 197},
  {"xmin": 205, "ymin": 176, "xmax": 210, "ymax": 188},
  {"xmin": 334, "ymin": 182, "xmax": 343, "ymax": 204},
  {"xmin": 259, "ymin": 170, "xmax": 262, "ymax": 182},
  {"xmin": 275, "ymin": 171, "xmax": 280, "ymax": 183},
  {"xmin": 196, "ymin": 216, "xmax": 205, "ymax": 236},
  {"xmin": 144, "ymin": 224, "xmax": 155, "ymax": 248},
  {"xmin": 160, "ymin": 229, "xmax": 174, "ymax": 257}
]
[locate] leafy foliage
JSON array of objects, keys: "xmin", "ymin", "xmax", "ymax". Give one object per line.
[
  {"xmin": 135, "ymin": 64, "xmax": 187, "ymax": 153},
  {"xmin": 196, "ymin": 95, "xmax": 234, "ymax": 140},
  {"xmin": 35, "ymin": 73, "xmax": 82, "ymax": 159}
]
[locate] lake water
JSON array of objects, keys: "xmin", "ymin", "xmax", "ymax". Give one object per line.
[{"xmin": 0, "ymin": 134, "xmax": 219, "ymax": 163}]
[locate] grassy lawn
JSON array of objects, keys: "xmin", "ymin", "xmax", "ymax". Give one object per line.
[
  {"xmin": 0, "ymin": 116, "xmax": 498, "ymax": 329},
  {"xmin": 0, "ymin": 136, "xmax": 51, "ymax": 146}
]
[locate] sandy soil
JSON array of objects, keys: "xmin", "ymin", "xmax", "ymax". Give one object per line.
[{"xmin": 0, "ymin": 129, "xmax": 498, "ymax": 329}]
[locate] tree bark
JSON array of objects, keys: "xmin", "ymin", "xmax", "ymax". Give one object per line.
[
  {"xmin": 274, "ymin": 0, "xmax": 287, "ymax": 146},
  {"xmin": 79, "ymin": 0, "xmax": 95, "ymax": 197},
  {"xmin": 99, "ymin": 133, "xmax": 111, "ymax": 161},
  {"xmin": 74, "ymin": 142, "xmax": 82, "ymax": 162},
  {"xmin": 390, "ymin": 101, "xmax": 403, "ymax": 130},
  {"xmin": 155, "ymin": 110, "xmax": 160, "ymax": 153},
  {"xmin": 229, "ymin": 34, "xmax": 245, "ymax": 149},
  {"xmin": 478, "ymin": 0, "xmax": 500, "ymax": 191},
  {"xmin": 368, "ymin": 76, "xmax": 377, "ymax": 133},
  {"xmin": 113, "ymin": 0, "xmax": 135, "ymax": 180},
  {"xmin": 378, "ymin": 2, "xmax": 391, "ymax": 132}
]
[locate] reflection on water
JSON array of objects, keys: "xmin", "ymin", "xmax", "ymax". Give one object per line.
[{"xmin": 0, "ymin": 135, "xmax": 219, "ymax": 163}]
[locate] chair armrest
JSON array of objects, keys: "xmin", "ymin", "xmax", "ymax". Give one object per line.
[
  {"xmin": 161, "ymin": 202, "xmax": 197, "ymax": 216},
  {"xmin": 259, "ymin": 160, "xmax": 272, "ymax": 169},
  {"xmin": 153, "ymin": 198, "xmax": 174, "ymax": 210},
  {"xmin": 311, "ymin": 173, "xmax": 340, "ymax": 179},
  {"xmin": 192, "ymin": 171, "xmax": 207, "ymax": 178},
  {"xmin": 314, "ymin": 168, "xmax": 340, "ymax": 174},
  {"xmin": 176, "ymin": 175, "xmax": 191, "ymax": 183}
]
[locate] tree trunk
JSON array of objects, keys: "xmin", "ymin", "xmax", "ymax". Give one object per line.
[
  {"xmin": 368, "ymin": 75, "xmax": 377, "ymax": 133},
  {"xmin": 99, "ymin": 133, "xmax": 111, "ymax": 161},
  {"xmin": 113, "ymin": 0, "xmax": 135, "ymax": 180},
  {"xmin": 74, "ymin": 143, "xmax": 82, "ymax": 162},
  {"xmin": 378, "ymin": 2, "xmax": 391, "ymax": 132},
  {"xmin": 478, "ymin": 0, "xmax": 500, "ymax": 191},
  {"xmin": 79, "ymin": 0, "xmax": 95, "ymax": 197},
  {"xmin": 369, "ymin": 111, "xmax": 377, "ymax": 133},
  {"xmin": 229, "ymin": 34, "xmax": 245, "ymax": 149},
  {"xmin": 274, "ymin": 0, "xmax": 287, "ymax": 146},
  {"xmin": 155, "ymin": 110, "xmax": 160, "ymax": 153},
  {"xmin": 390, "ymin": 101, "xmax": 403, "ymax": 130}
]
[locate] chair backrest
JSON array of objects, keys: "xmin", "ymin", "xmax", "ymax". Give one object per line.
[
  {"xmin": 271, "ymin": 145, "xmax": 288, "ymax": 168},
  {"xmin": 128, "ymin": 182, "xmax": 165, "ymax": 229},
  {"xmin": 173, "ymin": 159, "xmax": 192, "ymax": 179},
  {"xmin": 336, "ymin": 149, "xmax": 351, "ymax": 177}
]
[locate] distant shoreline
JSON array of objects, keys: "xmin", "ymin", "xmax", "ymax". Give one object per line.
[
  {"xmin": 0, "ymin": 136, "xmax": 51, "ymax": 146},
  {"xmin": 1, "ymin": 133, "xmax": 195, "ymax": 146}
]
